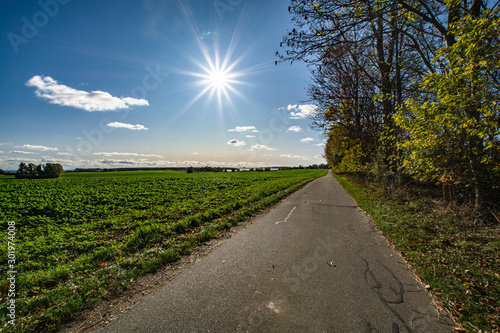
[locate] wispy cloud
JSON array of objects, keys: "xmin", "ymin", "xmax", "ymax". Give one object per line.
[
  {"xmin": 94, "ymin": 152, "xmax": 162, "ymax": 158},
  {"xmin": 201, "ymin": 31, "xmax": 213, "ymax": 40},
  {"xmin": 106, "ymin": 122, "xmax": 148, "ymax": 130},
  {"xmin": 280, "ymin": 154, "xmax": 303, "ymax": 159},
  {"xmin": 227, "ymin": 139, "xmax": 245, "ymax": 147},
  {"xmin": 100, "ymin": 160, "xmax": 135, "ymax": 165},
  {"xmin": 287, "ymin": 126, "xmax": 303, "ymax": 133},
  {"xmin": 288, "ymin": 104, "xmax": 318, "ymax": 119},
  {"xmin": 9, "ymin": 151, "xmax": 36, "ymax": 154},
  {"xmin": 228, "ymin": 126, "xmax": 258, "ymax": 133},
  {"xmin": 300, "ymin": 137, "xmax": 314, "ymax": 143},
  {"xmin": 26, "ymin": 75, "xmax": 149, "ymax": 112},
  {"xmin": 250, "ymin": 144, "xmax": 275, "ymax": 151},
  {"xmin": 18, "ymin": 144, "xmax": 58, "ymax": 151}
]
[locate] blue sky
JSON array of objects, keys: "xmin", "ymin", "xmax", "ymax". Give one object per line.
[{"xmin": 0, "ymin": 0, "xmax": 325, "ymax": 170}]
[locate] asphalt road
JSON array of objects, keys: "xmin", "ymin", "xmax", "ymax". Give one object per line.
[{"xmin": 99, "ymin": 171, "xmax": 456, "ymax": 332}]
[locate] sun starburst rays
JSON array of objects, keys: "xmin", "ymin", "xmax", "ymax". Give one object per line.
[
  {"xmin": 161, "ymin": 2, "xmax": 273, "ymax": 126},
  {"xmin": 185, "ymin": 53, "xmax": 248, "ymax": 113}
]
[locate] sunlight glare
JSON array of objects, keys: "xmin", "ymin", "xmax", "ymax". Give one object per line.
[
  {"xmin": 209, "ymin": 68, "xmax": 228, "ymax": 89},
  {"xmin": 192, "ymin": 55, "xmax": 243, "ymax": 110},
  {"xmin": 164, "ymin": 2, "xmax": 274, "ymax": 124}
]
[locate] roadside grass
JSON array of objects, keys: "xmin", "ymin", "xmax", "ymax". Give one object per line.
[
  {"xmin": 334, "ymin": 174, "xmax": 500, "ymax": 332},
  {"xmin": 0, "ymin": 170, "xmax": 326, "ymax": 332}
]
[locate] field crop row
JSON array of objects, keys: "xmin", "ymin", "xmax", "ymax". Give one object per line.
[{"xmin": 0, "ymin": 169, "xmax": 326, "ymax": 332}]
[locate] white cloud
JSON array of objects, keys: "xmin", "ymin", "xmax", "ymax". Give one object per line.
[
  {"xmin": 57, "ymin": 152, "xmax": 72, "ymax": 156},
  {"xmin": 316, "ymin": 143, "xmax": 326, "ymax": 147},
  {"xmin": 300, "ymin": 137, "xmax": 314, "ymax": 143},
  {"xmin": 228, "ymin": 126, "xmax": 258, "ymax": 133},
  {"xmin": 250, "ymin": 144, "xmax": 275, "ymax": 151},
  {"xmin": 246, "ymin": 135, "xmax": 256, "ymax": 138},
  {"xmin": 26, "ymin": 75, "xmax": 149, "ymax": 112},
  {"xmin": 9, "ymin": 151, "xmax": 36, "ymax": 154},
  {"xmin": 227, "ymin": 139, "xmax": 245, "ymax": 147},
  {"xmin": 280, "ymin": 154, "xmax": 303, "ymax": 158},
  {"xmin": 288, "ymin": 104, "xmax": 318, "ymax": 119},
  {"xmin": 106, "ymin": 122, "xmax": 148, "ymax": 131},
  {"xmin": 94, "ymin": 152, "xmax": 162, "ymax": 158},
  {"xmin": 287, "ymin": 126, "xmax": 303, "ymax": 133},
  {"xmin": 4, "ymin": 157, "xmax": 40, "ymax": 165},
  {"xmin": 192, "ymin": 152, "xmax": 199, "ymax": 155},
  {"xmin": 18, "ymin": 144, "xmax": 58, "ymax": 151},
  {"xmin": 201, "ymin": 31, "xmax": 213, "ymax": 39},
  {"xmin": 41, "ymin": 155, "xmax": 59, "ymax": 162}
]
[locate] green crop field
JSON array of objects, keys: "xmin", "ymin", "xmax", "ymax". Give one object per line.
[{"xmin": 0, "ymin": 169, "xmax": 327, "ymax": 332}]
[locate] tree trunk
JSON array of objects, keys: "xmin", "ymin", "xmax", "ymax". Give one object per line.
[{"xmin": 469, "ymin": 154, "xmax": 485, "ymax": 210}]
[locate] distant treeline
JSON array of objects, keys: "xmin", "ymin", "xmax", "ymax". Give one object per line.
[
  {"xmin": 67, "ymin": 164, "xmax": 330, "ymax": 174},
  {"xmin": 16, "ymin": 162, "xmax": 64, "ymax": 179}
]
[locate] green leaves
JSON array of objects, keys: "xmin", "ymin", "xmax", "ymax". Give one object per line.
[{"xmin": 395, "ymin": 10, "xmax": 500, "ymax": 207}]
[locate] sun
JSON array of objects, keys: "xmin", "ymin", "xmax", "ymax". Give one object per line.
[
  {"xmin": 192, "ymin": 57, "xmax": 241, "ymax": 108},
  {"xmin": 165, "ymin": 3, "xmax": 272, "ymax": 120},
  {"xmin": 208, "ymin": 68, "xmax": 229, "ymax": 89},
  {"xmin": 202, "ymin": 65, "xmax": 232, "ymax": 93}
]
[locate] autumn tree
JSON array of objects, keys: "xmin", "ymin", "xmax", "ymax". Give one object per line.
[
  {"xmin": 279, "ymin": 1, "xmax": 499, "ymax": 209},
  {"xmin": 278, "ymin": 1, "xmax": 432, "ymax": 171},
  {"xmin": 395, "ymin": 9, "xmax": 500, "ymax": 209},
  {"xmin": 308, "ymin": 35, "xmax": 384, "ymax": 172}
]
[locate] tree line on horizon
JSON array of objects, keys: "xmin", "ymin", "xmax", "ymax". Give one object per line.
[{"xmin": 279, "ymin": 0, "xmax": 499, "ymax": 210}]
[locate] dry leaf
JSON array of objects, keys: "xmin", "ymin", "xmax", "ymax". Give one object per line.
[{"xmin": 0, "ymin": 283, "xmax": 10, "ymax": 293}]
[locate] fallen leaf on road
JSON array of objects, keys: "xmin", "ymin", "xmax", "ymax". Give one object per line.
[{"xmin": 326, "ymin": 261, "xmax": 336, "ymax": 268}]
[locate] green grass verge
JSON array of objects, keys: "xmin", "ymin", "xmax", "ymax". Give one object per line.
[
  {"xmin": 0, "ymin": 170, "xmax": 327, "ymax": 332},
  {"xmin": 334, "ymin": 174, "xmax": 500, "ymax": 332}
]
